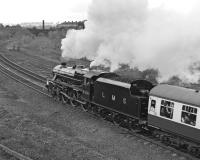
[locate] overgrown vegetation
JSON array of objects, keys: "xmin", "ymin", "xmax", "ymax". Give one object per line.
[
  {"xmin": 113, "ymin": 65, "xmax": 158, "ymax": 84},
  {"xmin": 0, "ymin": 25, "xmax": 66, "ymax": 60}
]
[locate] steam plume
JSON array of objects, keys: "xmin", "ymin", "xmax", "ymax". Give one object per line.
[{"xmin": 61, "ymin": 0, "xmax": 200, "ymax": 83}]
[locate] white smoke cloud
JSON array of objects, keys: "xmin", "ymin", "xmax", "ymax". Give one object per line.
[{"xmin": 61, "ymin": 0, "xmax": 200, "ymax": 83}]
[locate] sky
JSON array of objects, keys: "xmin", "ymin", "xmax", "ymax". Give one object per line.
[
  {"xmin": 0, "ymin": 0, "xmax": 92, "ymax": 24},
  {"xmin": 0, "ymin": 0, "xmax": 197, "ymax": 24}
]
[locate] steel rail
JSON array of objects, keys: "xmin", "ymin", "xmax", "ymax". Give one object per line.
[
  {"xmin": 0, "ymin": 144, "xmax": 33, "ymax": 160},
  {"xmin": 0, "ymin": 53, "xmax": 46, "ymax": 80},
  {"xmin": 0, "ymin": 56, "xmax": 53, "ymax": 160},
  {"xmin": 0, "ymin": 54, "xmax": 46, "ymax": 83},
  {"xmin": 0, "ymin": 63, "xmax": 51, "ymax": 97},
  {"xmin": 119, "ymin": 128, "xmax": 197, "ymax": 160}
]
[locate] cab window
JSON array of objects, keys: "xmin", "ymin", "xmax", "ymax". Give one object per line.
[
  {"xmin": 181, "ymin": 105, "xmax": 197, "ymax": 126},
  {"xmin": 160, "ymin": 100, "xmax": 174, "ymax": 119}
]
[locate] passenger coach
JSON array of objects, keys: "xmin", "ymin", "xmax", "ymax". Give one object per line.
[{"xmin": 148, "ymin": 84, "xmax": 200, "ymax": 143}]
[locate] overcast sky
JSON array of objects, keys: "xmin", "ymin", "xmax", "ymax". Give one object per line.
[
  {"xmin": 0, "ymin": 0, "xmax": 196, "ymax": 24},
  {"xmin": 0, "ymin": 0, "xmax": 92, "ymax": 24}
]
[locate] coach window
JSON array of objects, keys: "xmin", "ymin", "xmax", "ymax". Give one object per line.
[
  {"xmin": 181, "ymin": 105, "xmax": 197, "ymax": 126},
  {"xmin": 160, "ymin": 100, "xmax": 174, "ymax": 119}
]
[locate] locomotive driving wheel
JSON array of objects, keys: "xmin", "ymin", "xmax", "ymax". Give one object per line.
[
  {"xmin": 91, "ymin": 105, "xmax": 100, "ymax": 115},
  {"xmin": 49, "ymin": 86, "xmax": 56, "ymax": 96},
  {"xmin": 55, "ymin": 87, "xmax": 61, "ymax": 101},
  {"xmin": 61, "ymin": 94, "xmax": 69, "ymax": 104},
  {"xmin": 70, "ymin": 91, "xmax": 78, "ymax": 107},
  {"xmin": 113, "ymin": 114, "xmax": 122, "ymax": 125},
  {"xmin": 50, "ymin": 87, "xmax": 59, "ymax": 101},
  {"xmin": 189, "ymin": 146, "xmax": 200, "ymax": 157},
  {"xmin": 99, "ymin": 109, "xmax": 108, "ymax": 119},
  {"xmin": 81, "ymin": 103, "xmax": 89, "ymax": 112}
]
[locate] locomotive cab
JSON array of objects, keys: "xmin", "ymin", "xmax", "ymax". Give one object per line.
[
  {"xmin": 82, "ymin": 77, "xmax": 94, "ymax": 101},
  {"xmin": 81, "ymin": 71, "xmax": 100, "ymax": 101}
]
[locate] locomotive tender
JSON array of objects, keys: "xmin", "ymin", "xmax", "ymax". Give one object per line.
[{"xmin": 46, "ymin": 63, "xmax": 200, "ymax": 157}]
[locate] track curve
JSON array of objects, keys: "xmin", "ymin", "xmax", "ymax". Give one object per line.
[
  {"xmin": 0, "ymin": 54, "xmax": 51, "ymax": 159},
  {"xmin": 0, "ymin": 54, "xmax": 46, "ymax": 83}
]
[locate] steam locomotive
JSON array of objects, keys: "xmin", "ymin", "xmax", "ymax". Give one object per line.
[{"xmin": 46, "ymin": 62, "xmax": 200, "ymax": 157}]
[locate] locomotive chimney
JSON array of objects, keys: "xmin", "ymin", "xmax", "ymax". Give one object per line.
[{"xmin": 42, "ymin": 20, "xmax": 45, "ymax": 30}]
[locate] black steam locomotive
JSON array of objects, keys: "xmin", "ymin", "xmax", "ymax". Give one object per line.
[{"xmin": 46, "ymin": 63, "xmax": 200, "ymax": 157}]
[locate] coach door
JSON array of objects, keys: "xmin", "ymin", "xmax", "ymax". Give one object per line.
[{"xmin": 148, "ymin": 97, "xmax": 157, "ymax": 115}]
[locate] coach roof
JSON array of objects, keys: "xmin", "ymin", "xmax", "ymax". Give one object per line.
[{"xmin": 150, "ymin": 84, "xmax": 200, "ymax": 107}]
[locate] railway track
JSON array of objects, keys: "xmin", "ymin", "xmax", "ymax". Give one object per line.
[
  {"xmin": 0, "ymin": 54, "xmax": 46, "ymax": 83},
  {"xmin": 0, "ymin": 53, "xmax": 197, "ymax": 160},
  {"xmin": 0, "ymin": 53, "xmax": 51, "ymax": 160},
  {"xmin": 0, "ymin": 54, "xmax": 50, "ymax": 97}
]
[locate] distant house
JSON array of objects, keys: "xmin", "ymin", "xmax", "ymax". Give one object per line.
[{"xmin": 56, "ymin": 20, "xmax": 86, "ymax": 30}]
